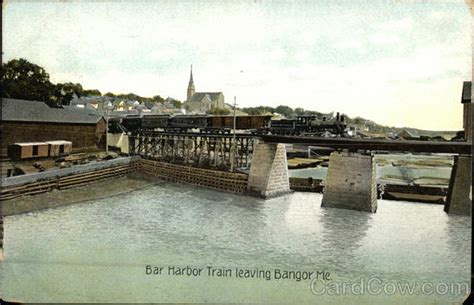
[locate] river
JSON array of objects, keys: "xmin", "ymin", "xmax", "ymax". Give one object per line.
[
  {"xmin": 0, "ymin": 181, "xmax": 470, "ymax": 304},
  {"xmin": 289, "ymin": 154, "xmax": 454, "ymax": 186}
]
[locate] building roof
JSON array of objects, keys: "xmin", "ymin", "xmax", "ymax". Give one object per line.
[
  {"xmin": 462, "ymin": 81, "xmax": 471, "ymax": 103},
  {"xmin": 13, "ymin": 142, "xmax": 49, "ymax": 146},
  {"xmin": 2, "ymin": 98, "xmax": 104, "ymax": 124},
  {"xmin": 188, "ymin": 92, "xmax": 223, "ymax": 103},
  {"xmin": 45, "ymin": 140, "xmax": 72, "ymax": 145}
]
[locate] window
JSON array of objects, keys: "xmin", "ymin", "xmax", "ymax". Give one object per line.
[{"xmin": 32, "ymin": 145, "xmax": 39, "ymax": 156}]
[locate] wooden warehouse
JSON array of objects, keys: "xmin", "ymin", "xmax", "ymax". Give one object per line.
[{"xmin": 1, "ymin": 98, "xmax": 106, "ymax": 157}]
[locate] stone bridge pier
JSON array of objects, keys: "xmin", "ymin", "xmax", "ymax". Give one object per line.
[
  {"xmin": 444, "ymin": 155, "xmax": 471, "ymax": 215},
  {"xmin": 321, "ymin": 151, "xmax": 377, "ymax": 213},
  {"xmin": 247, "ymin": 141, "xmax": 291, "ymax": 198}
]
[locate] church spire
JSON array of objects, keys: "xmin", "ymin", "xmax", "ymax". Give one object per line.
[{"xmin": 187, "ymin": 64, "xmax": 195, "ymax": 101}]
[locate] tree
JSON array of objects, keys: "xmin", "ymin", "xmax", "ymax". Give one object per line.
[
  {"xmin": 275, "ymin": 105, "xmax": 294, "ymax": 118},
  {"xmin": 241, "ymin": 106, "xmax": 275, "ymax": 115},
  {"xmin": 294, "ymin": 107, "xmax": 305, "ymax": 116},
  {"xmin": 104, "ymin": 92, "xmax": 116, "ymax": 97},
  {"xmin": 82, "ymin": 89, "xmax": 101, "ymax": 96},
  {"xmin": 152, "ymin": 95, "xmax": 165, "ymax": 103},
  {"xmin": 171, "ymin": 99, "xmax": 182, "ymax": 109},
  {"xmin": 209, "ymin": 107, "xmax": 231, "ymax": 115},
  {"xmin": 1, "ymin": 58, "xmax": 53, "ymax": 103}
]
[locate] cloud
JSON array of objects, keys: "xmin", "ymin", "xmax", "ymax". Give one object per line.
[{"xmin": 3, "ymin": 1, "xmax": 471, "ymax": 130}]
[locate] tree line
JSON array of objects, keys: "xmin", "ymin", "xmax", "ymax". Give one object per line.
[
  {"xmin": 241, "ymin": 105, "xmax": 327, "ymax": 119},
  {"xmin": 1, "ymin": 58, "xmax": 182, "ymax": 108}
]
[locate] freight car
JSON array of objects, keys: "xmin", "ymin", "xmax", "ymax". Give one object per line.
[
  {"xmin": 119, "ymin": 114, "xmax": 272, "ymax": 134},
  {"xmin": 207, "ymin": 115, "xmax": 272, "ymax": 133},
  {"xmin": 8, "ymin": 141, "xmax": 72, "ymax": 161},
  {"xmin": 120, "ymin": 114, "xmax": 143, "ymax": 132}
]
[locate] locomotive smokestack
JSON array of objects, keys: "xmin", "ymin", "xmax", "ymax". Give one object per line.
[{"xmin": 336, "ymin": 112, "xmax": 340, "ymax": 121}]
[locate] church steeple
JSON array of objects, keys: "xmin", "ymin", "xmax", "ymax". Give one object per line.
[{"xmin": 187, "ymin": 65, "xmax": 195, "ymax": 101}]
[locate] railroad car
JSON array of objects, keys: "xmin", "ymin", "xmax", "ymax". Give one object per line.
[
  {"xmin": 141, "ymin": 114, "xmax": 170, "ymax": 130},
  {"xmin": 168, "ymin": 115, "xmax": 209, "ymax": 131},
  {"xmin": 8, "ymin": 141, "xmax": 72, "ymax": 161},
  {"xmin": 47, "ymin": 141, "xmax": 73, "ymax": 157},
  {"xmin": 121, "ymin": 115, "xmax": 143, "ymax": 132},
  {"xmin": 207, "ymin": 115, "xmax": 272, "ymax": 132}
]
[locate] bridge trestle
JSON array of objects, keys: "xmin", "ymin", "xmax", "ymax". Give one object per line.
[{"xmin": 129, "ymin": 132, "xmax": 255, "ymax": 170}]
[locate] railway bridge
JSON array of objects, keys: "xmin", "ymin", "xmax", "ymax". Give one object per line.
[{"xmin": 129, "ymin": 131, "xmax": 471, "ymax": 215}]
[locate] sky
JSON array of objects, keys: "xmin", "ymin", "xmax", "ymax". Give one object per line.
[{"xmin": 3, "ymin": 0, "xmax": 472, "ymax": 130}]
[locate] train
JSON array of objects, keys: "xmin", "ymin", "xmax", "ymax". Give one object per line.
[{"xmin": 111, "ymin": 113, "xmax": 347, "ymax": 136}]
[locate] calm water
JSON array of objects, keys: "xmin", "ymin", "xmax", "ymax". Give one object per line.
[
  {"xmin": 290, "ymin": 154, "xmax": 453, "ymax": 185},
  {"xmin": 0, "ymin": 182, "xmax": 470, "ymax": 304}
]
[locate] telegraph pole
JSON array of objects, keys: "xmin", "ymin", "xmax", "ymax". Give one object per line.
[
  {"xmin": 105, "ymin": 108, "xmax": 109, "ymax": 154},
  {"xmin": 230, "ymin": 96, "xmax": 237, "ymax": 172}
]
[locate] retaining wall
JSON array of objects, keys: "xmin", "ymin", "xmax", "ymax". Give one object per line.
[
  {"xmin": 140, "ymin": 159, "xmax": 249, "ymax": 194},
  {"xmin": 1, "ymin": 157, "xmax": 141, "ymax": 200}
]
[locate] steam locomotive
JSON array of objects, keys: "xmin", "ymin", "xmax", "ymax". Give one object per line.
[
  {"xmin": 269, "ymin": 113, "xmax": 346, "ymax": 136},
  {"xmin": 111, "ymin": 113, "xmax": 347, "ymax": 136}
]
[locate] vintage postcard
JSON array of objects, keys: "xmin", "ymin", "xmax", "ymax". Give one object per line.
[{"xmin": 0, "ymin": 0, "xmax": 472, "ymax": 304}]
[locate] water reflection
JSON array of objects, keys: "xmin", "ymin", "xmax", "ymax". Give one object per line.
[
  {"xmin": 319, "ymin": 206, "xmax": 372, "ymax": 273},
  {"xmin": 446, "ymin": 214, "xmax": 471, "ymax": 282}
]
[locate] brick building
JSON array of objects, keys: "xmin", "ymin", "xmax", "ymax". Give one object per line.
[{"xmin": 1, "ymin": 98, "xmax": 106, "ymax": 156}]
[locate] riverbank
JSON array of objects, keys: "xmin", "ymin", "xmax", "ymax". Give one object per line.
[{"xmin": 1, "ymin": 175, "xmax": 157, "ymax": 216}]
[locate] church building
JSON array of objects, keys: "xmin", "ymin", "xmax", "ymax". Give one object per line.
[{"xmin": 184, "ymin": 65, "xmax": 225, "ymax": 113}]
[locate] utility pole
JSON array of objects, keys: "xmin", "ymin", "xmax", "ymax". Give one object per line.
[
  {"xmin": 230, "ymin": 96, "xmax": 237, "ymax": 172},
  {"xmin": 105, "ymin": 107, "xmax": 109, "ymax": 155}
]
